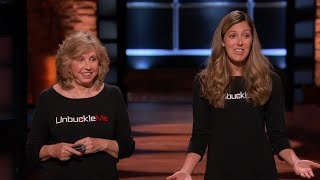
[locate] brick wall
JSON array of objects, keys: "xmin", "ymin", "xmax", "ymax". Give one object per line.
[
  {"xmin": 315, "ymin": 0, "xmax": 320, "ymax": 86},
  {"xmin": 27, "ymin": 0, "xmax": 97, "ymax": 105}
]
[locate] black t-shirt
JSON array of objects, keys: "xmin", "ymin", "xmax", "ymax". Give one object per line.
[
  {"xmin": 26, "ymin": 84, "xmax": 135, "ymax": 180},
  {"xmin": 188, "ymin": 73, "xmax": 291, "ymax": 180}
]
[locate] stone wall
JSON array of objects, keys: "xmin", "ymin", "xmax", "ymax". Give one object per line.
[{"xmin": 27, "ymin": 0, "xmax": 97, "ymax": 105}]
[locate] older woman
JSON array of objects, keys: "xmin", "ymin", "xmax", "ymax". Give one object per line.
[{"xmin": 26, "ymin": 31, "xmax": 135, "ymax": 180}]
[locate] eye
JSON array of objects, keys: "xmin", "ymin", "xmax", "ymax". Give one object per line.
[
  {"xmin": 90, "ymin": 56, "xmax": 97, "ymax": 61},
  {"xmin": 77, "ymin": 57, "xmax": 84, "ymax": 62},
  {"xmin": 229, "ymin": 34, "xmax": 236, "ymax": 39},
  {"xmin": 243, "ymin": 33, "xmax": 251, "ymax": 39}
]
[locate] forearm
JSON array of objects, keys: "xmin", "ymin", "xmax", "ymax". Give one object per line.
[
  {"xmin": 180, "ymin": 152, "xmax": 201, "ymax": 174},
  {"xmin": 39, "ymin": 144, "xmax": 54, "ymax": 161},
  {"xmin": 100, "ymin": 139, "xmax": 119, "ymax": 158},
  {"xmin": 279, "ymin": 148, "xmax": 300, "ymax": 166}
]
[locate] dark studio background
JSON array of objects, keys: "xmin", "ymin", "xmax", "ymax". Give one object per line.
[{"xmin": 0, "ymin": 0, "xmax": 319, "ymax": 179}]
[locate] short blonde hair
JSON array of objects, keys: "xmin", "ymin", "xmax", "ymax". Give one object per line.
[{"xmin": 56, "ymin": 31, "xmax": 110, "ymax": 90}]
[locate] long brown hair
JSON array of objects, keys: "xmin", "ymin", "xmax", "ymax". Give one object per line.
[
  {"xmin": 199, "ymin": 10, "xmax": 273, "ymax": 108},
  {"xmin": 56, "ymin": 31, "xmax": 110, "ymax": 90}
]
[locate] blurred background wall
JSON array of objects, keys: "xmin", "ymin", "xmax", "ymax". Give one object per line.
[{"xmin": 27, "ymin": 0, "xmax": 97, "ymax": 105}]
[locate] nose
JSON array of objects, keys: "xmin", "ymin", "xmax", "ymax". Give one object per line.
[
  {"xmin": 84, "ymin": 60, "xmax": 92, "ymax": 70},
  {"xmin": 237, "ymin": 37, "xmax": 243, "ymax": 45}
]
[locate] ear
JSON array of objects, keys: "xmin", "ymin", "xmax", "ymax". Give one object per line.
[{"xmin": 222, "ymin": 42, "xmax": 225, "ymax": 47}]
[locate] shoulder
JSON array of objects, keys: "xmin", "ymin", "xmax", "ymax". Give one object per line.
[
  {"xmin": 268, "ymin": 71, "xmax": 284, "ymax": 96},
  {"xmin": 193, "ymin": 74, "xmax": 202, "ymax": 86},
  {"xmin": 192, "ymin": 74, "xmax": 204, "ymax": 94},
  {"xmin": 269, "ymin": 71, "xmax": 281, "ymax": 81},
  {"xmin": 35, "ymin": 86, "xmax": 56, "ymax": 106},
  {"xmin": 103, "ymin": 83, "xmax": 123, "ymax": 96},
  {"xmin": 103, "ymin": 84, "xmax": 126, "ymax": 104},
  {"xmin": 38, "ymin": 86, "xmax": 55, "ymax": 99},
  {"xmin": 193, "ymin": 73, "xmax": 206, "ymax": 87},
  {"xmin": 269, "ymin": 71, "xmax": 283, "ymax": 87}
]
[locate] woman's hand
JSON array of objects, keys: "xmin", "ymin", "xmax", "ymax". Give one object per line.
[
  {"xmin": 293, "ymin": 160, "xmax": 320, "ymax": 179},
  {"xmin": 74, "ymin": 137, "xmax": 119, "ymax": 158},
  {"xmin": 166, "ymin": 171, "xmax": 192, "ymax": 180},
  {"xmin": 74, "ymin": 137, "xmax": 106, "ymax": 154},
  {"xmin": 49, "ymin": 143, "xmax": 82, "ymax": 161}
]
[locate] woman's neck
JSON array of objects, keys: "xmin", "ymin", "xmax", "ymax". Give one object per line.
[
  {"xmin": 69, "ymin": 86, "xmax": 94, "ymax": 98},
  {"xmin": 228, "ymin": 60, "xmax": 244, "ymax": 76},
  {"xmin": 55, "ymin": 82, "xmax": 103, "ymax": 99},
  {"xmin": 232, "ymin": 67, "xmax": 242, "ymax": 76}
]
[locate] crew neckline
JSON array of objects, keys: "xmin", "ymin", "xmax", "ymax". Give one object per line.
[{"xmin": 51, "ymin": 84, "xmax": 105, "ymax": 100}]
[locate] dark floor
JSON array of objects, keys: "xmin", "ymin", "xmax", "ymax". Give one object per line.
[{"xmin": 117, "ymin": 102, "xmax": 320, "ymax": 180}]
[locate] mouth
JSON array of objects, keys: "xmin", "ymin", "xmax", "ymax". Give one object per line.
[
  {"xmin": 234, "ymin": 48, "xmax": 244, "ymax": 54},
  {"xmin": 81, "ymin": 72, "xmax": 93, "ymax": 76}
]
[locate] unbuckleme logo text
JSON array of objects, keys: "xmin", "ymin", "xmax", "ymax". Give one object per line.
[
  {"xmin": 55, "ymin": 115, "xmax": 108, "ymax": 124},
  {"xmin": 225, "ymin": 91, "xmax": 250, "ymax": 100}
]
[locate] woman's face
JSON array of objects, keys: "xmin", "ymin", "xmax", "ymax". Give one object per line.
[
  {"xmin": 70, "ymin": 48, "xmax": 99, "ymax": 87},
  {"xmin": 223, "ymin": 21, "xmax": 252, "ymax": 68}
]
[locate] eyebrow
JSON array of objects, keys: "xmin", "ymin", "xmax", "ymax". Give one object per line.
[{"xmin": 228, "ymin": 29, "xmax": 251, "ymax": 33}]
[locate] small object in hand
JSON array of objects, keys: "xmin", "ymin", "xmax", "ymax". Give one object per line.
[{"xmin": 72, "ymin": 144, "xmax": 86, "ymax": 154}]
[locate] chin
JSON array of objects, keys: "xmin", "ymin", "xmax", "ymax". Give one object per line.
[{"xmin": 80, "ymin": 81, "xmax": 95, "ymax": 86}]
